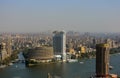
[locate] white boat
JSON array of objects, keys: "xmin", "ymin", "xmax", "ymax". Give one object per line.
[
  {"xmin": 0, "ymin": 65, "xmax": 6, "ymax": 68},
  {"xmin": 118, "ymin": 53, "xmax": 120, "ymax": 54},
  {"xmin": 15, "ymin": 65, "xmax": 18, "ymax": 68},
  {"xmin": 54, "ymin": 75, "xmax": 61, "ymax": 78},
  {"xmin": 67, "ymin": 59, "xmax": 78, "ymax": 63},
  {"xmin": 9, "ymin": 63, "xmax": 13, "ymax": 66},
  {"xmin": 109, "ymin": 66, "xmax": 113, "ymax": 70},
  {"xmin": 79, "ymin": 62, "xmax": 84, "ymax": 64}
]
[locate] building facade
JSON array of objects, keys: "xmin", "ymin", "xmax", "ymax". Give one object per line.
[
  {"xmin": 25, "ymin": 46, "xmax": 54, "ymax": 66},
  {"xmin": 96, "ymin": 43, "xmax": 109, "ymax": 78},
  {"xmin": 53, "ymin": 31, "xmax": 66, "ymax": 61},
  {"xmin": 0, "ymin": 42, "xmax": 8, "ymax": 61}
]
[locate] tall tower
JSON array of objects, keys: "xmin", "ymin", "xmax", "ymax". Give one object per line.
[
  {"xmin": 0, "ymin": 42, "xmax": 8, "ymax": 60},
  {"xmin": 96, "ymin": 43, "xmax": 109, "ymax": 78},
  {"xmin": 53, "ymin": 31, "xmax": 66, "ymax": 61},
  {"xmin": 6, "ymin": 36, "xmax": 12, "ymax": 56}
]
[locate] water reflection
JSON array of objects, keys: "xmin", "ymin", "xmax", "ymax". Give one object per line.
[{"xmin": 0, "ymin": 53, "xmax": 120, "ymax": 78}]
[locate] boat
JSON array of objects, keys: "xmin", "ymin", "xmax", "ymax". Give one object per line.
[
  {"xmin": 118, "ymin": 53, "xmax": 120, "ymax": 55},
  {"xmin": 79, "ymin": 62, "xmax": 84, "ymax": 64},
  {"xmin": 66, "ymin": 59, "xmax": 78, "ymax": 63},
  {"xmin": 109, "ymin": 66, "xmax": 113, "ymax": 70},
  {"xmin": 54, "ymin": 75, "xmax": 61, "ymax": 78},
  {"xmin": 0, "ymin": 65, "xmax": 6, "ymax": 68},
  {"xmin": 8, "ymin": 63, "xmax": 13, "ymax": 66},
  {"xmin": 15, "ymin": 65, "xmax": 18, "ymax": 68}
]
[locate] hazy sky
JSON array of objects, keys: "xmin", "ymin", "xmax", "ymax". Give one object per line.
[{"xmin": 0, "ymin": 0, "xmax": 120, "ymax": 32}]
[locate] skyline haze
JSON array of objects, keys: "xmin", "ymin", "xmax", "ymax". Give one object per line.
[{"xmin": 0, "ymin": 0, "xmax": 120, "ymax": 32}]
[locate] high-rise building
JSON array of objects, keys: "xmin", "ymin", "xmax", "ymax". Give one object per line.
[
  {"xmin": 96, "ymin": 43, "xmax": 109, "ymax": 78},
  {"xmin": 0, "ymin": 42, "xmax": 8, "ymax": 61},
  {"xmin": 6, "ymin": 37, "xmax": 12, "ymax": 56},
  {"xmin": 53, "ymin": 31, "xmax": 66, "ymax": 61}
]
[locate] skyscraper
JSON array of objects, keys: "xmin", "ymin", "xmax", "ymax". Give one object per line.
[
  {"xmin": 53, "ymin": 31, "xmax": 66, "ymax": 61},
  {"xmin": 6, "ymin": 36, "xmax": 12, "ymax": 56},
  {"xmin": 0, "ymin": 42, "xmax": 8, "ymax": 61},
  {"xmin": 96, "ymin": 43, "xmax": 109, "ymax": 78}
]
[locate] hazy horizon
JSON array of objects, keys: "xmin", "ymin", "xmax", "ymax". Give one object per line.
[{"xmin": 0, "ymin": 0, "xmax": 120, "ymax": 32}]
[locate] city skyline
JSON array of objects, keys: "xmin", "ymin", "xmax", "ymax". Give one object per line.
[
  {"xmin": 0, "ymin": 0, "xmax": 120, "ymax": 32},
  {"xmin": 0, "ymin": 28, "xmax": 120, "ymax": 77}
]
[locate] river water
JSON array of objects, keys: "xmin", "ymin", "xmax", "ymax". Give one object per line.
[{"xmin": 0, "ymin": 53, "xmax": 120, "ymax": 78}]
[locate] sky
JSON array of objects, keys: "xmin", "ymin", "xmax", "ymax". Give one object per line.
[{"xmin": 0, "ymin": 0, "xmax": 120, "ymax": 33}]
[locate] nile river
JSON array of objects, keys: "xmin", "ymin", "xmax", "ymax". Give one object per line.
[{"xmin": 0, "ymin": 53, "xmax": 120, "ymax": 78}]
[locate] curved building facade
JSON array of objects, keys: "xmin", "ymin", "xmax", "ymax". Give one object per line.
[{"xmin": 26, "ymin": 47, "xmax": 54, "ymax": 64}]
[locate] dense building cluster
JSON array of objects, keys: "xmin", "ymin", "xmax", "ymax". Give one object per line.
[
  {"xmin": 0, "ymin": 31, "xmax": 120, "ymax": 77},
  {"xmin": 0, "ymin": 32, "xmax": 120, "ymax": 62},
  {"xmin": 0, "ymin": 35, "xmax": 12, "ymax": 61}
]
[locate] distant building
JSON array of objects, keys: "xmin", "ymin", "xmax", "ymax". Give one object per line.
[
  {"xmin": 105, "ymin": 39, "xmax": 112, "ymax": 49},
  {"xmin": 26, "ymin": 46, "xmax": 54, "ymax": 65},
  {"xmin": 0, "ymin": 42, "xmax": 8, "ymax": 61},
  {"xmin": 53, "ymin": 31, "xmax": 66, "ymax": 61},
  {"xmin": 66, "ymin": 48, "xmax": 75, "ymax": 54},
  {"xmin": 96, "ymin": 43, "xmax": 109, "ymax": 78},
  {"xmin": 77, "ymin": 46, "xmax": 86, "ymax": 54},
  {"xmin": 6, "ymin": 37, "xmax": 12, "ymax": 56}
]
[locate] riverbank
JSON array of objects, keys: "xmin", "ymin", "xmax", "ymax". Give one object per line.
[
  {"xmin": 0, "ymin": 50, "xmax": 18, "ymax": 69},
  {"xmin": 0, "ymin": 54, "xmax": 120, "ymax": 78}
]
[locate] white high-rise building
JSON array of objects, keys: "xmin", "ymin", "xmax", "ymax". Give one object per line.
[{"xmin": 53, "ymin": 31, "xmax": 66, "ymax": 61}]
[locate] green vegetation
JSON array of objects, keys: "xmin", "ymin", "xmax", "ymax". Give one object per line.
[
  {"xmin": 78, "ymin": 47, "xmax": 120, "ymax": 59},
  {"xmin": 80, "ymin": 51, "xmax": 96, "ymax": 59},
  {"xmin": 22, "ymin": 47, "xmax": 29, "ymax": 58},
  {"xmin": 0, "ymin": 57, "xmax": 11, "ymax": 65},
  {"xmin": 0, "ymin": 50, "xmax": 18, "ymax": 65},
  {"xmin": 110, "ymin": 47, "xmax": 120, "ymax": 54},
  {"xmin": 11, "ymin": 50, "xmax": 18, "ymax": 60}
]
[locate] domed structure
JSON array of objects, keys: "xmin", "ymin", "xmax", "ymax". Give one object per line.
[{"xmin": 26, "ymin": 47, "xmax": 54, "ymax": 63}]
